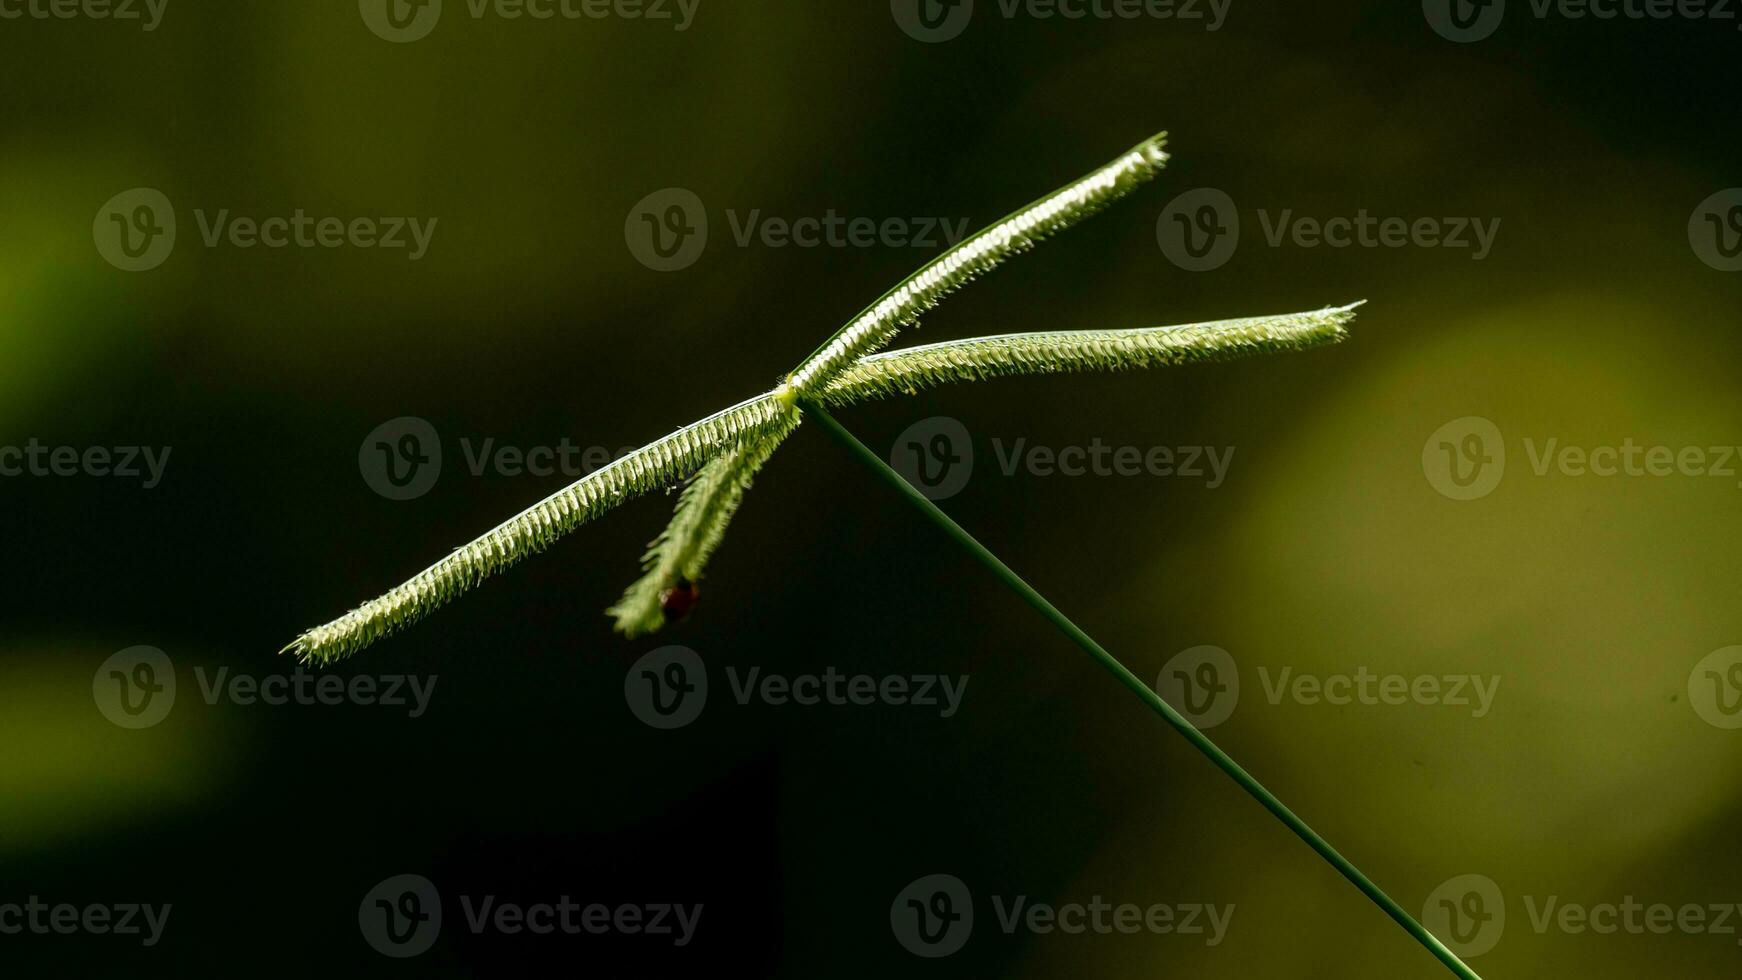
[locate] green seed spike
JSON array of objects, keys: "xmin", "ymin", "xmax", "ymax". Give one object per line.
[
  {"xmin": 276, "ymin": 129, "xmax": 1475, "ymax": 980},
  {"xmin": 619, "ymin": 134, "xmax": 1173, "ymax": 624},
  {"xmin": 285, "ymin": 134, "xmax": 1343, "ymax": 666},
  {"xmin": 818, "ymin": 305, "xmax": 1359, "ymax": 406},
  {"xmin": 607, "ymin": 407, "xmax": 802, "ymax": 637},
  {"xmin": 613, "ymin": 305, "xmax": 1358, "ymax": 636},
  {"xmin": 286, "ymin": 305, "xmax": 1358, "ymax": 662},
  {"xmin": 786, "ymin": 132, "xmax": 1170, "ymax": 397},
  {"xmin": 282, "ymin": 392, "xmax": 791, "ymax": 665}
]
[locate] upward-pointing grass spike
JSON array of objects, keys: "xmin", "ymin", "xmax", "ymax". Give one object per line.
[{"xmin": 785, "ymin": 132, "xmax": 1170, "ymax": 397}]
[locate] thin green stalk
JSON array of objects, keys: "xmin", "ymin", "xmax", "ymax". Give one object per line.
[{"xmin": 801, "ymin": 402, "xmax": 1482, "ymax": 980}]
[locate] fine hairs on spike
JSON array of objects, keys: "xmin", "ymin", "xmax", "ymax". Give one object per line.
[
  {"xmin": 819, "ymin": 305, "xmax": 1360, "ymax": 406},
  {"xmin": 611, "ymin": 305, "xmax": 1356, "ymax": 636},
  {"xmin": 282, "ymin": 392, "xmax": 793, "ymax": 664},
  {"xmin": 616, "ymin": 133, "xmax": 1172, "ymax": 631},
  {"xmin": 285, "ymin": 305, "xmax": 1355, "ymax": 662},
  {"xmin": 608, "ymin": 409, "xmax": 802, "ymax": 636},
  {"xmin": 268, "ymin": 132, "xmax": 1473, "ymax": 979},
  {"xmin": 785, "ymin": 132, "xmax": 1171, "ymax": 396},
  {"xmin": 284, "ymin": 130, "xmax": 1357, "ymax": 663}
]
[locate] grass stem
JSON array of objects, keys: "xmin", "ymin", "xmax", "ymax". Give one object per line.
[{"xmin": 802, "ymin": 401, "xmax": 1482, "ymax": 980}]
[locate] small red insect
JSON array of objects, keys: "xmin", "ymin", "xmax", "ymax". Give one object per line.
[{"xmin": 659, "ymin": 579, "xmax": 700, "ymax": 622}]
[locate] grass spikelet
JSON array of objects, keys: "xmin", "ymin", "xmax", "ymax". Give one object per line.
[
  {"xmin": 784, "ymin": 132, "xmax": 1170, "ymax": 396},
  {"xmin": 607, "ymin": 408, "xmax": 802, "ymax": 636},
  {"xmin": 818, "ymin": 304, "xmax": 1359, "ymax": 405},
  {"xmin": 283, "ymin": 393, "xmax": 788, "ymax": 665}
]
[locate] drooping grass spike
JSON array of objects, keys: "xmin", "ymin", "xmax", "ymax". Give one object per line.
[{"xmin": 608, "ymin": 408, "xmax": 802, "ymax": 636}]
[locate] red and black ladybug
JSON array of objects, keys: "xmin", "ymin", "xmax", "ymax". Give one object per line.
[{"xmin": 659, "ymin": 579, "xmax": 700, "ymax": 623}]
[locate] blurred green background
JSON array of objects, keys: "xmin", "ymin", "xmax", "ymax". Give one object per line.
[{"xmin": 2, "ymin": 0, "xmax": 1739, "ymax": 976}]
